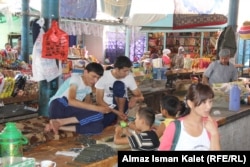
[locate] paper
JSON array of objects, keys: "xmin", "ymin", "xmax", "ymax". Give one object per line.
[{"xmin": 55, "ymin": 148, "xmax": 83, "ymax": 157}]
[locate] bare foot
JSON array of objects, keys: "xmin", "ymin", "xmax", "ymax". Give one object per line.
[
  {"xmin": 50, "ymin": 119, "xmax": 60, "ymax": 135},
  {"xmin": 44, "ymin": 123, "xmax": 52, "ymax": 132}
]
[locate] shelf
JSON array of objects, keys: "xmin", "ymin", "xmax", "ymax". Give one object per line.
[
  {"xmin": 166, "ymin": 32, "xmax": 216, "ymax": 56},
  {"xmin": 147, "ymin": 32, "xmax": 217, "ymax": 56},
  {"xmin": 0, "ymin": 94, "xmax": 39, "ymax": 105},
  {"xmin": 148, "ymin": 33, "xmax": 164, "ymax": 54},
  {"xmin": 166, "ymin": 36, "xmax": 210, "ymax": 39},
  {"xmin": 167, "ymin": 44, "xmax": 198, "ymax": 47},
  {"xmin": 0, "ymin": 104, "xmax": 38, "ymax": 123}
]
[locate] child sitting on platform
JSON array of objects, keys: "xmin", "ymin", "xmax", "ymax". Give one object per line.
[
  {"xmin": 155, "ymin": 95, "xmax": 185, "ymax": 140},
  {"xmin": 114, "ymin": 107, "xmax": 160, "ymax": 151}
]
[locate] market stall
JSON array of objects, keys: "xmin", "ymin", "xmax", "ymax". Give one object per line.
[{"xmin": 124, "ymin": 0, "xmax": 229, "ymax": 57}]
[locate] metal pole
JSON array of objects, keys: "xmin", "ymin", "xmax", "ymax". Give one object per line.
[
  {"xmin": 38, "ymin": 0, "xmax": 59, "ymax": 116},
  {"xmin": 125, "ymin": 27, "xmax": 131, "ymax": 58},
  {"xmin": 21, "ymin": 0, "xmax": 30, "ymax": 63},
  {"xmin": 228, "ymin": 0, "xmax": 239, "ymax": 32}
]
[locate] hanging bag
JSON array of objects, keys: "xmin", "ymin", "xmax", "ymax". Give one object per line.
[
  {"xmin": 42, "ymin": 20, "xmax": 69, "ymax": 60},
  {"xmin": 32, "ymin": 18, "xmax": 61, "ymax": 82}
]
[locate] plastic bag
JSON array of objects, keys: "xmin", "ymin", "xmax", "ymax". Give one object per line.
[
  {"xmin": 32, "ymin": 27, "xmax": 61, "ymax": 82},
  {"xmin": 42, "ymin": 20, "xmax": 69, "ymax": 60}
]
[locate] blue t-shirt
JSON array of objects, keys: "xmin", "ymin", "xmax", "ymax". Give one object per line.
[
  {"xmin": 49, "ymin": 74, "xmax": 91, "ymax": 104},
  {"xmin": 203, "ymin": 60, "xmax": 238, "ymax": 85}
]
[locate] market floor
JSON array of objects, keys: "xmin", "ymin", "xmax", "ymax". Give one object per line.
[{"xmin": 24, "ymin": 125, "xmax": 118, "ymax": 167}]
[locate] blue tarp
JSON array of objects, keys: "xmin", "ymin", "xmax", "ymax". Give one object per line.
[{"xmin": 59, "ymin": 0, "xmax": 97, "ymax": 18}]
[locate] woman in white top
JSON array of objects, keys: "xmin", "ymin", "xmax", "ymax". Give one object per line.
[{"xmin": 159, "ymin": 83, "xmax": 220, "ymax": 151}]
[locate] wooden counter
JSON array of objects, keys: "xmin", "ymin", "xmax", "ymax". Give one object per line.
[
  {"xmin": 211, "ymin": 105, "xmax": 250, "ymax": 127},
  {"xmin": 211, "ymin": 105, "xmax": 250, "ymax": 150},
  {"xmin": 166, "ymin": 69, "xmax": 205, "ymax": 87},
  {"xmin": 142, "ymin": 88, "xmax": 174, "ymax": 113}
]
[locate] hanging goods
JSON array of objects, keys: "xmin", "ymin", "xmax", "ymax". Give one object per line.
[{"xmin": 42, "ymin": 20, "xmax": 69, "ymax": 60}]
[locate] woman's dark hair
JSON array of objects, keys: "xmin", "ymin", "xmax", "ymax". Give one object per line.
[
  {"xmin": 85, "ymin": 62, "xmax": 104, "ymax": 76},
  {"xmin": 113, "ymin": 56, "xmax": 132, "ymax": 69},
  {"xmin": 137, "ymin": 107, "xmax": 155, "ymax": 127},
  {"xmin": 160, "ymin": 95, "xmax": 182, "ymax": 117},
  {"xmin": 181, "ymin": 83, "xmax": 214, "ymax": 117}
]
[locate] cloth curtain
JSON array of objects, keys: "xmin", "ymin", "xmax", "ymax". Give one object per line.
[
  {"xmin": 100, "ymin": 0, "xmax": 131, "ymax": 18},
  {"xmin": 129, "ymin": 27, "xmax": 146, "ymax": 62},
  {"xmin": 105, "ymin": 31, "xmax": 125, "ymax": 64},
  {"xmin": 60, "ymin": 0, "xmax": 97, "ymax": 18},
  {"xmin": 104, "ymin": 28, "xmax": 146, "ymax": 64},
  {"xmin": 60, "ymin": 22, "xmax": 103, "ymax": 37},
  {"xmin": 69, "ymin": 35, "xmax": 77, "ymax": 47}
]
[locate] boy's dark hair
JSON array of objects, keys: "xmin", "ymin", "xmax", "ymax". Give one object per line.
[
  {"xmin": 113, "ymin": 56, "xmax": 132, "ymax": 69},
  {"xmin": 137, "ymin": 107, "xmax": 155, "ymax": 127},
  {"xmin": 160, "ymin": 95, "xmax": 181, "ymax": 117},
  {"xmin": 85, "ymin": 62, "xmax": 104, "ymax": 76},
  {"xmin": 105, "ymin": 65, "xmax": 113, "ymax": 70}
]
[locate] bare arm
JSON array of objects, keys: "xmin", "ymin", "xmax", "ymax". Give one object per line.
[
  {"xmin": 129, "ymin": 88, "xmax": 144, "ymax": 108},
  {"xmin": 95, "ymin": 88, "xmax": 126, "ymax": 118},
  {"xmin": 95, "ymin": 88, "xmax": 109, "ymax": 107},
  {"xmin": 209, "ymin": 132, "xmax": 220, "ymax": 150},
  {"xmin": 204, "ymin": 115, "xmax": 221, "ymax": 150},
  {"xmin": 155, "ymin": 123, "xmax": 166, "ymax": 138},
  {"xmin": 202, "ymin": 75, "xmax": 209, "ymax": 85},
  {"xmin": 114, "ymin": 126, "xmax": 130, "ymax": 145},
  {"xmin": 84, "ymin": 94, "xmax": 92, "ymax": 104},
  {"xmin": 67, "ymin": 85, "xmax": 110, "ymax": 113}
]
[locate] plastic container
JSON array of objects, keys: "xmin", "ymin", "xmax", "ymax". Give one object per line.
[
  {"xmin": 229, "ymin": 85, "xmax": 241, "ymax": 112},
  {"xmin": 0, "ymin": 122, "xmax": 28, "ymax": 166},
  {"xmin": 153, "ymin": 68, "xmax": 167, "ymax": 80}
]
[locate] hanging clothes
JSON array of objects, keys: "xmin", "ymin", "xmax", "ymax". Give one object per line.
[{"xmin": 216, "ymin": 26, "xmax": 237, "ymax": 59}]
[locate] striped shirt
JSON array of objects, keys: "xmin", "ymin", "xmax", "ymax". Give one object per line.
[{"xmin": 128, "ymin": 130, "xmax": 160, "ymax": 151}]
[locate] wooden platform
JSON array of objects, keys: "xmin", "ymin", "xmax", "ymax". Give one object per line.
[
  {"xmin": 0, "ymin": 94, "xmax": 39, "ymax": 123},
  {"xmin": 23, "ymin": 126, "xmax": 118, "ymax": 167},
  {"xmin": 0, "ymin": 104, "xmax": 38, "ymax": 123}
]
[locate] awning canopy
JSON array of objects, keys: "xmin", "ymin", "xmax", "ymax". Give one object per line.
[
  {"xmin": 140, "ymin": 25, "xmax": 225, "ymax": 33},
  {"xmin": 123, "ymin": 0, "xmax": 174, "ymax": 26},
  {"xmin": 124, "ymin": 0, "xmax": 229, "ymax": 30},
  {"xmin": 0, "ymin": 0, "xmax": 229, "ymax": 29}
]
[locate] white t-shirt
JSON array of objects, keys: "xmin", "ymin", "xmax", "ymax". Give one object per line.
[
  {"xmin": 175, "ymin": 121, "xmax": 210, "ymax": 150},
  {"xmin": 49, "ymin": 74, "xmax": 92, "ymax": 104},
  {"xmin": 95, "ymin": 70, "xmax": 138, "ymax": 105}
]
